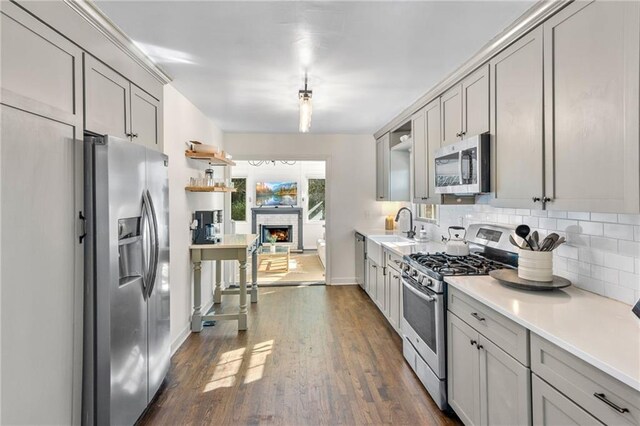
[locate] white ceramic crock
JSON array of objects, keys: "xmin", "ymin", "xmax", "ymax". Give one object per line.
[{"xmin": 518, "ymin": 249, "xmax": 553, "ymax": 282}]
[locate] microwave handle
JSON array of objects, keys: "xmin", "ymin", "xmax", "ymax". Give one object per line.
[{"xmin": 457, "ymin": 151, "xmax": 463, "ymax": 185}]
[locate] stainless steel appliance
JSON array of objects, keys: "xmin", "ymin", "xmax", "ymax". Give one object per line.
[
  {"xmin": 434, "ymin": 134, "xmax": 490, "ymax": 194},
  {"xmin": 192, "ymin": 210, "xmax": 223, "ymax": 244},
  {"xmin": 355, "ymin": 232, "xmax": 366, "ymax": 289},
  {"xmin": 83, "ymin": 135, "xmax": 170, "ymax": 426},
  {"xmin": 400, "ymin": 224, "xmax": 517, "ymax": 410}
]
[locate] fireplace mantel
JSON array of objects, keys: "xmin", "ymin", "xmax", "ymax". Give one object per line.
[{"xmin": 251, "ymin": 207, "xmax": 303, "ymax": 251}]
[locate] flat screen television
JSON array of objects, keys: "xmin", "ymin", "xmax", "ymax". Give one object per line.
[{"xmin": 255, "ymin": 181, "xmax": 297, "ymax": 206}]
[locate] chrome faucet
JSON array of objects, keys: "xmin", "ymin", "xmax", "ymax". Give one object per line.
[{"xmin": 395, "ymin": 207, "xmax": 416, "ymax": 239}]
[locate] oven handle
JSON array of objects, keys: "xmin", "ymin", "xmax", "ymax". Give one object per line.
[{"xmin": 402, "ymin": 276, "xmax": 436, "ymax": 302}]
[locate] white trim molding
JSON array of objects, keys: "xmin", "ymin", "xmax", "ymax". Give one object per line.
[
  {"xmin": 63, "ymin": 0, "xmax": 172, "ymax": 85},
  {"xmin": 374, "ymin": 0, "xmax": 571, "ymax": 139}
]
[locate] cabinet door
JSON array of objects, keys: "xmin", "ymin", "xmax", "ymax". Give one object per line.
[
  {"xmin": 84, "ymin": 54, "xmax": 131, "ymax": 140},
  {"xmin": 376, "ymin": 134, "xmax": 390, "ymax": 200},
  {"xmin": 479, "ymin": 335, "xmax": 531, "ymax": 426},
  {"xmin": 462, "ymin": 64, "xmax": 490, "ymax": 138},
  {"xmin": 367, "ymin": 259, "xmax": 377, "ymax": 299},
  {"xmin": 388, "ymin": 270, "xmax": 401, "ymax": 332},
  {"xmin": 448, "ymin": 313, "xmax": 481, "ymax": 426},
  {"xmin": 376, "ymin": 265, "xmax": 386, "ymax": 311},
  {"xmin": 412, "ymin": 107, "xmax": 428, "ymax": 202},
  {"xmin": 543, "ymin": 0, "xmax": 640, "ymax": 213},
  {"xmin": 424, "ymin": 98, "xmax": 442, "ymax": 204},
  {"xmin": 441, "ymin": 85, "xmax": 462, "ymax": 146},
  {"xmin": 131, "ymin": 84, "xmax": 161, "ymax": 151},
  {"xmin": 532, "ymin": 375, "xmax": 601, "ymax": 426},
  {"xmin": 490, "ymin": 27, "xmax": 544, "ymax": 209}
]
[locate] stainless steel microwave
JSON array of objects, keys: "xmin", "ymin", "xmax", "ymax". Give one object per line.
[{"xmin": 434, "ymin": 134, "xmax": 490, "ymax": 194}]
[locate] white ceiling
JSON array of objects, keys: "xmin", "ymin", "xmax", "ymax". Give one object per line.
[{"xmin": 96, "ymin": 1, "xmax": 534, "ymax": 134}]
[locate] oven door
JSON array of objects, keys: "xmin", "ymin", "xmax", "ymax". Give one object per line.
[{"xmin": 401, "ymin": 275, "xmax": 446, "ymax": 378}]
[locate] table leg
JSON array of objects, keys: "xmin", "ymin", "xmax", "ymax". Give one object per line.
[
  {"xmin": 251, "ymin": 248, "xmax": 258, "ymax": 303},
  {"xmin": 191, "ymin": 259, "xmax": 203, "ymax": 332},
  {"xmin": 213, "ymin": 259, "xmax": 222, "ymax": 304},
  {"xmin": 238, "ymin": 260, "xmax": 248, "ymax": 331}
]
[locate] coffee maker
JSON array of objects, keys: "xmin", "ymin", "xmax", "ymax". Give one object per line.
[{"xmin": 192, "ymin": 210, "xmax": 223, "ymax": 244}]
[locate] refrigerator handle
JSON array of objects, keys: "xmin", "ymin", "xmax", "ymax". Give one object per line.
[
  {"xmin": 143, "ymin": 189, "xmax": 160, "ymax": 299},
  {"xmin": 141, "ymin": 193, "xmax": 151, "ymax": 297}
]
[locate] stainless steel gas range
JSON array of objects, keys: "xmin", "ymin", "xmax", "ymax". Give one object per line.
[{"xmin": 400, "ymin": 224, "xmax": 518, "ymax": 410}]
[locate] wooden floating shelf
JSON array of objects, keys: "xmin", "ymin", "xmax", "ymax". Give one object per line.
[
  {"xmin": 185, "ymin": 186, "xmax": 237, "ymax": 193},
  {"xmin": 185, "ymin": 150, "xmax": 236, "ymax": 166}
]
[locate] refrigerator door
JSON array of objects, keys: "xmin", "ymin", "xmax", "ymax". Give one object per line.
[
  {"xmin": 91, "ymin": 135, "xmax": 149, "ymax": 426},
  {"xmin": 145, "ymin": 149, "xmax": 171, "ymax": 401}
]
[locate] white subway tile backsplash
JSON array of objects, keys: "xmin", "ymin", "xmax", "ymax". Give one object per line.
[
  {"xmin": 590, "ymin": 236, "xmax": 618, "ymax": 253},
  {"xmin": 548, "ymin": 211, "xmax": 567, "ymax": 219},
  {"xmin": 538, "ymin": 218, "xmax": 557, "ymax": 230},
  {"xmin": 604, "ymin": 223, "xmax": 635, "ymax": 241},
  {"xmin": 438, "ymin": 204, "xmax": 640, "ymax": 305},
  {"xmin": 619, "ymin": 271, "xmax": 640, "ymax": 291},
  {"xmin": 568, "ymin": 211, "xmax": 590, "ymax": 220},
  {"xmin": 603, "ymin": 252, "xmax": 635, "ymax": 273},
  {"xmin": 578, "ymin": 221, "xmax": 603, "ymax": 236},
  {"xmin": 618, "ymin": 214, "xmax": 640, "ymax": 225},
  {"xmin": 590, "ymin": 213, "xmax": 618, "ymax": 223}
]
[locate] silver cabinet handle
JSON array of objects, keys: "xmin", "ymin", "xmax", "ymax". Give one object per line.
[
  {"xmin": 471, "ymin": 312, "xmax": 486, "ymax": 322},
  {"xmin": 593, "ymin": 393, "xmax": 629, "ymax": 413}
]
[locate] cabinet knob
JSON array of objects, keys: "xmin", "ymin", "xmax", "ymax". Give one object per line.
[
  {"xmin": 543, "ymin": 197, "xmax": 552, "ymax": 203},
  {"xmin": 477, "ymin": 344, "xmax": 484, "ymax": 351},
  {"xmin": 393, "ymin": 275, "xmax": 399, "ymax": 279},
  {"xmin": 132, "ymin": 133, "xmax": 139, "ymax": 138},
  {"xmin": 532, "ymin": 197, "xmax": 541, "ymax": 202},
  {"xmin": 461, "ymin": 131, "xmax": 466, "ymax": 136},
  {"xmin": 455, "ymin": 132, "xmax": 462, "ymax": 137},
  {"xmin": 470, "ymin": 339, "xmax": 477, "ymax": 346}
]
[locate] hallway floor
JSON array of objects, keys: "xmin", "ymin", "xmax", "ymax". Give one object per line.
[{"xmin": 140, "ymin": 286, "xmax": 460, "ymax": 425}]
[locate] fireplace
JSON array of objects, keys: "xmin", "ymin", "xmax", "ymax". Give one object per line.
[{"xmin": 261, "ymin": 225, "xmax": 293, "ymax": 244}]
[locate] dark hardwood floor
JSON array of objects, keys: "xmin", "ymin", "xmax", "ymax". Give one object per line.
[{"xmin": 140, "ymin": 285, "xmax": 461, "ymax": 425}]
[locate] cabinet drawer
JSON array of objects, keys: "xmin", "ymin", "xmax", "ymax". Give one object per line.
[
  {"xmin": 386, "ymin": 250, "xmax": 404, "ymax": 272},
  {"xmin": 448, "ymin": 287, "xmax": 529, "ymax": 365},
  {"xmin": 532, "ymin": 374, "xmax": 602, "ymax": 426},
  {"xmin": 531, "ymin": 334, "xmax": 640, "ymax": 425}
]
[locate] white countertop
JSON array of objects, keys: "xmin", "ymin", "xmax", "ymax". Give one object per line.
[
  {"xmin": 445, "ymin": 275, "xmax": 640, "ymax": 391},
  {"xmin": 190, "ymin": 234, "xmax": 258, "ymax": 250},
  {"xmin": 355, "ymin": 228, "xmax": 445, "ymax": 257}
]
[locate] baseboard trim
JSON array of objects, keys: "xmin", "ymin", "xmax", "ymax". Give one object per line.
[
  {"xmin": 171, "ymin": 299, "xmax": 214, "ymax": 357},
  {"xmin": 328, "ymin": 278, "xmax": 358, "ymax": 286}
]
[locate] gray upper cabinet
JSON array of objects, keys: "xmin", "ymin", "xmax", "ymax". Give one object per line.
[
  {"xmin": 412, "ymin": 98, "xmax": 441, "ymax": 204},
  {"xmin": 1, "ymin": 3, "xmax": 83, "ymax": 424},
  {"xmin": 543, "ymin": 0, "xmax": 640, "ymax": 213},
  {"xmin": 131, "ymin": 84, "xmax": 161, "ymax": 150},
  {"xmin": 376, "ymin": 133, "xmax": 390, "ymax": 200},
  {"xmin": 85, "ymin": 54, "xmax": 130, "ymax": 140},
  {"xmin": 441, "ymin": 84, "xmax": 462, "ymax": 146},
  {"xmin": 490, "ymin": 27, "xmax": 544, "ymax": 209},
  {"xmin": 441, "ymin": 65, "xmax": 490, "ymax": 147},
  {"xmin": 462, "ymin": 65, "xmax": 490, "ymax": 139}
]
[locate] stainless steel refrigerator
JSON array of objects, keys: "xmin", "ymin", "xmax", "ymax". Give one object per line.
[{"xmin": 83, "ymin": 135, "xmax": 170, "ymax": 426}]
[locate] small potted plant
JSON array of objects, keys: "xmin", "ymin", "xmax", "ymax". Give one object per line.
[{"xmin": 267, "ymin": 235, "xmax": 277, "ymax": 252}]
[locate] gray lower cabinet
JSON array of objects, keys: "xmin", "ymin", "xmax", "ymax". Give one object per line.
[
  {"xmin": 532, "ymin": 375, "xmax": 602, "ymax": 426},
  {"xmin": 375, "ymin": 262, "xmax": 385, "ymax": 312},
  {"xmin": 490, "ymin": 27, "xmax": 544, "ymax": 209},
  {"xmin": 542, "ymin": 0, "xmax": 640, "ymax": 213},
  {"xmin": 448, "ymin": 311, "xmax": 531, "ymax": 426},
  {"xmin": 366, "ymin": 258, "xmax": 378, "ymax": 301},
  {"xmin": 1, "ymin": 3, "xmax": 84, "ymax": 425},
  {"xmin": 386, "ymin": 265, "xmax": 401, "ymax": 332}
]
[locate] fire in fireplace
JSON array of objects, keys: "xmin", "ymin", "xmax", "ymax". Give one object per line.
[{"xmin": 261, "ymin": 225, "xmax": 293, "ymax": 243}]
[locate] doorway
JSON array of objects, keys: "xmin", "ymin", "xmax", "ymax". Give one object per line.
[{"xmin": 229, "ymin": 160, "xmax": 326, "ymax": 285}]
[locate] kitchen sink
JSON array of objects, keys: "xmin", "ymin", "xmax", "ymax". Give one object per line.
[{"xmin": 368, "ymin": 235, "xmax": 414, "ymax": 244}]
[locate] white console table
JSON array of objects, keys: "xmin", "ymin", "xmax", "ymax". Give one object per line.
[{"xmin": 190, "ymin": 234, "xmax": 259, "ymax": 332}]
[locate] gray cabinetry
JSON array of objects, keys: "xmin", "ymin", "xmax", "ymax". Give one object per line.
[
  {"xmin": 1, "ymin": 3, "xmax": 83, "ymax": 424},
  {"xmin": 448, "ymin": 313, "xmax": 481, "ymax": 425},
  {"xmin": 490, "ymin": 27, "xmax": 544, "ymax": 209},
  {"xmin": 532, "ymin": 375, "xmax": 602, "ymax": 426},
  {"xmin": 131, "ymin": 83, "xmax": 161, "ymax": 150},
  {"xmin": 375, "ymin": 133, "xmax": 390, "ymax": 200},
  {"xmin": 543, "ymin": 0, "xmax": 640, "ymax": 213},
  {"xmin": 441, "ymin": 65, "xmax": 490, "ymax": 147},
  {"xmin": 85, "ymin": 54, "xmax": 131, "ymax": 140},
  {"xmin": 412, "ymin": 98, "xmax": 441, "ymax": 204}
]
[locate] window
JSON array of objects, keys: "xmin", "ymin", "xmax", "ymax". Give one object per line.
[
  {"xmin": 231, "ymin": 178, "xmax": 247, "ymax": 221},
  {"xmin": 307, "ymin": 178, "xmax": 325, "ymax": 221},
  {"xmin": 417, "ymin": 204, "xmax": 438, "ymax": 223}
]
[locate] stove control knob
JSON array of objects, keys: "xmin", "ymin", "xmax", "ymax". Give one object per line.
[
  {"xmin": 411, "ymin": 270, "xmax": 419, "ymax": 278},
  {"xmin": 426, "ymin": 279, "xmax": 433, "ymax": 287},
  {"xmin": 417, "ymin": 275, "xmax": 425, "ymax": 285}
]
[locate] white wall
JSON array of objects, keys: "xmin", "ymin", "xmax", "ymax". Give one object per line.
[
  {"xmin": 224, "ymin": 133, "xmax": 402, "ymax": 284},
  {"xmin": 422, "ymin": 202, "xmax": 640, "ymax": 306},
  {"xmin": 164, "ymin": 84, "xmax": 225, "ymax": 351},
  {"xmin": 231, "ymin": 160, "xmax": 325, "ymax": 249}
]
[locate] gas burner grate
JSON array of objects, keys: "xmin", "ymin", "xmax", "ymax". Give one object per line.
[{"xmin": 407, "ymin": 252, "xmax": 514, "ymax": 276}]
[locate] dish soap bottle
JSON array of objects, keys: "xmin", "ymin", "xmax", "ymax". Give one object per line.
[{"xmin": 419, "ymin": 225, "xmax": 428, "ymax": 241}]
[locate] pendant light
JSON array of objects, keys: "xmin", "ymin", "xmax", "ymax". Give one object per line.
[{"xmin": 298, "ymin": 74, "xmax": 312, "ymax": 133}]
